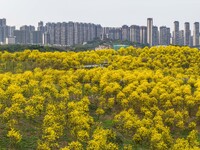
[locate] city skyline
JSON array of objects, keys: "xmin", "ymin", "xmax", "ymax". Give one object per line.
[
  {"xmin": 1, "ymin": 17, "xmax": 200, "ymax": 33},
  {"xmin": 0, "ymin": 0, "xmax": 200, "ymax": 29},
  {"xmin": 1, "ymin": 17, "xmax": 200, "ymax": 47}
]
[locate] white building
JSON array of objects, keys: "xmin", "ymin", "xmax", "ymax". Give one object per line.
[{"xmin": 5, "ymin": 37, "xmax": 15, "ymax": 44}]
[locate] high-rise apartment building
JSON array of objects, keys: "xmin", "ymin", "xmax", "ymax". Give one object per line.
[
  {"xmin": 87, "ymin": 23, "xmax": 92, "ymax": 42},
  {"xmin": 67, "ymin": 22, "xmax": 74, "ymax": 46},
  {"xmin": 74, "ymin": 22, "xmax": 79, "ymax": 45},
  {"xmin": 166, "ymin": 28, "xmax": 171, "ymax": 45},
  {"xmin": 55, "ymin": 23, "xmax": 61, "ymax": 45},
  {"xmin": 5, "ymin": 37, "xmax": 15, "ymax": 44},
  {"xmin": 83, "ymin": 23, "xmax": 88, "ymax": 43},
  {"xmin": 95, "ymin": 25, "xmax": 103, "ymax": 40},
  {"xmin": 37, "ymin": 21, "xmax": 45, "ymax": 33},
  {"xmin": 140, "ymin": 26, "xmax": 147, "ymax": 44},
  {"xmin": 173, "ymin": 21, "xmax": 179, "ymax": 45},
  {"xmin": 115, "ymin": 28, "xmax": 122, "ymax": 40},
  {"xmin": 108, "ymin": 28, "xmax": 115, "ymax": 40},
  {"xmin": 130, "ymin": 25, "xmax": 140, "ymax": 43},
  {"xmin": 108, "ymin": 27, "xmax": 122, "ymax": 40},
  {"xmin": 193, "ymin": 22, "xmax": 199, "ymax": 47},
  {"xmin": 60, "ymin": 22, "xmax": 67, "ymax": 46},
  {"xmin": 14, "ymin": 25, "xmax": 35, "ymax": 44},
  {"xmin": 179, "ymin": 30, "xmax": 184, "ymax": 46},
  {"xmin": 0, "ymin": 18, "xmax": 6, "ymax": 27},
  {"xmin": 0, "ymin": 28, "xmax": 5, "ymax": 43},
  {"xmin": 159, "ymin": 26, "xmax": 170, "ymax": 45},
  {"xmin": 6, "ymin": 26, "xmax": 15, "ymax": 38},
  {"xmin": 30, "ymin": 31, "xmax": 43, "ymax": 44},
  {"xmin": 43, "ymin": 32, "xmax": 50, "ymax": 45},
  {"xmin": 44, "ymin": 23, "xmax": 53, "ymax": 45},
  {"xmin": 152, "ymin": 26, "xmax": 159, "ymax": 46},
  {"xmin": 48, "ymin": 23, "xmax": 56, "ymax": 45},
  {"xmin": 147, "ymin": 18, "xmax": 153, "ymax": 46},
  {"xmin": 90, "ymin": 24, "xmax": 96, "ymax": 42},
  {"xmin": 190, "ymin": 36, "xmax": 193, "ymax": 47},
  {"xmin": 14, "ymin": 30, "xmax": 30, "ymax": 44},
  {"xmin": 184, "ymin": 22, "xmax": 191, "ymax": 46},
  {"xmin": 78, "ymin": 23, "xmax": 84, "ymax": 44},
  {"xmin": 87, "ymin": 23, "xmax": 95, "ymax": 42},
  {"xmin": 0, "ymin": 18, "xmax": 14, "ymax": 44},
  {"xmin": 122, "ymin": 25, "xmax": 130, "ymax": 41}
]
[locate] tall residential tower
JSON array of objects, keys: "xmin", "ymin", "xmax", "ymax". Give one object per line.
[
  {"xmin": 159, "ymin": 26, "xmax": 171, "ymax": 45},
  {"xmin": 173, "ymin": 21, "xmax": 179, "ymax": 45},
  {"xmin": 147, "ymin": 18, "xmax": 153, "ymax": 46},
  {"xmin": 140, "ymin": 26, "xmax": 147, "ymax": 44},
  {"xmin": 184, "ymin": 22, "xmax": 191, "ymax": 46},
  {"xmin": 193, "ymin": 22, "xmax": 199, "ymax": 47}
]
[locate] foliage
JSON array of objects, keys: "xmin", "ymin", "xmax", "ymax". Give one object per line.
[{"xmin": 0, "ymin": 46, "xmax": 200, "ymax": 149}]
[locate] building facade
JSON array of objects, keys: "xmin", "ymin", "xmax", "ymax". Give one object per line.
[
  {"xmin": 130, "ymin": 25, "xmax": 140, "ymax": 43},
  {"xmin": 147, "ymin": 18, "xmax": 153, "ymax": 46},
  {"xmin": 152, "ymin": 26, "xmax": 159, "ymax": 46},
  {"xmin": 184, "ymin": 22, "xmax": 191, "ymax": 46},
  {"xmin": 122, "ymin": 25, "xmax": 130, "ymax": 41},
  {"xmin": 179, "ymin": 30, "xmax": 184, "ymax": 46},
  {"xmin": 193, "ymin": 22, "xmax": 199, "ymax": 47},
  {"xmin": 173, "ymin": 21, "xmax": 179, "ymax": 45},
  {"xmin": 140, "ymin": 26, "xmax": 147, "ymax": 44},
  {"xmin": 159, "ymin": 26, "xmax": 171, "ymax": 45}
]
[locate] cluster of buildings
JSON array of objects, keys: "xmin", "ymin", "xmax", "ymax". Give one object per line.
[
  {"xmin": 104, "ymin": 19, "xmax": 198, "ymax": 47},
  {"xmin": 0, "ymin": 18, "xmax": 199, "ymax": 47},
  {"xmin": 0, "ymin": 19, "xmax": 102, "ymax": 46}
]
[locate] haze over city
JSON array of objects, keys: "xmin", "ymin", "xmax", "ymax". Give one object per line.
[{"xmin": 0, "ymin": 0, "xmax": 199, "ymax": 29}]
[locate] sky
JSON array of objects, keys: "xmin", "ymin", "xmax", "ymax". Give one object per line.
[{"xmin": 0, "ymin": 0, "xmax": 199, "ymax": 30}]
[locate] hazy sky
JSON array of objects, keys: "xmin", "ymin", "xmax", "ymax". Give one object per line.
[{"xmin": 0, "ymin": 0, "xmax": 199, "ymax": 30}]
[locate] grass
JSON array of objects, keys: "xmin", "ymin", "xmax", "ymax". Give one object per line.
[
  {"xmin": 16, "ymin": 136, "xmax": 38, "ymax": 150},
  {"xmin": 102, "ymin": 119, "xmax": 114, "ymax": 129}
]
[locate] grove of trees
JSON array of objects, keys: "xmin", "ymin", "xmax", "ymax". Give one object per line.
[{"xmin": 0, "ymin": 46, "xmax": 200, "ymax": 149}]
